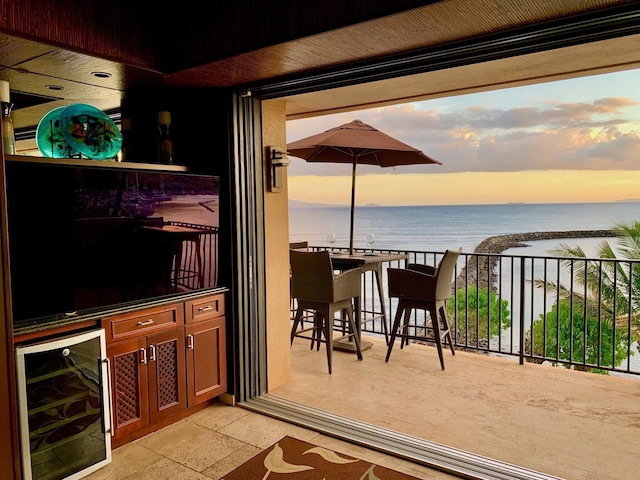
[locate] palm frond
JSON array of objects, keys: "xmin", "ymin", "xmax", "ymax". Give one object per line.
[{"xmin": 612, "ymin": 222, "xmax": 640, "ymax": 260}]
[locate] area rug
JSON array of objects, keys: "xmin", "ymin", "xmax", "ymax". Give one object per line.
[{"xmin": 223, "ymin": 435, "xmax": 422, "ymax": 480}]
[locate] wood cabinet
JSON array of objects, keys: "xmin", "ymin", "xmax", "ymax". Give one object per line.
[
  {"xmin": 105, "ymin": 304, "xmax": 187, "ymax": 442},
  {"xmin": 103, "ymin": 293, "xmax": 226, "ymax": 446},
  {"xmin": 104, "ymin": 303, "xmax": 184, "ymax": 343},
  {"xmin": 185, "ymin": 294, "xmax": 227, "ymax": 406},
  {"xmin": 146, "ymin": 328, "xmax": 187, "ymax": 423},
  {"xmin": 107, "ymin": 337, "xmax": 149, "ymax": 440}
]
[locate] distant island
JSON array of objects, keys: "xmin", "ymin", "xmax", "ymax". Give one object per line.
[
  {"xmin": 288, "ymin": 199, "xmax": 345, "ymax": 209},
  {"xmin": 289, "ymin": 200, "xmax": 388, "ymax": 208},
  {"xmin": 289, "ymin": 200, "xmax": 384, "ymax": 208}
]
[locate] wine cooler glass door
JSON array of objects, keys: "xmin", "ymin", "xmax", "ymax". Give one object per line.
[{"xmin": 16, "ymin": 329, "xmax": 112, "ymax": 480}]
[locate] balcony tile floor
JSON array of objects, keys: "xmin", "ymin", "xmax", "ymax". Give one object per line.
[{"xmin": 271, "ymin": 335, "xmax": 640, "ymax": 480}]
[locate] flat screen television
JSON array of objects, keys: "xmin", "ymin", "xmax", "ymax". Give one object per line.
[{"xmin": 5, "ymin": 159, "xmax": 220, "ymax": 327}]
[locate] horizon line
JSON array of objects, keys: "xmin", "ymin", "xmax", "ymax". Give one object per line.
[{"xmin": 289, "ymin": 199, "xmax": 640, "ymax": 208}]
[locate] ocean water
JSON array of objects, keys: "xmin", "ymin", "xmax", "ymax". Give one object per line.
[{"xmin": 289, "ymin": 202, "xmax": 640, "ymax": 254}]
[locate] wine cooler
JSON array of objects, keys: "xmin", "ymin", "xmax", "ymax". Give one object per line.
[{"xmin": 16, "ymin": 329, "xmax": 112, "ymax": 480}]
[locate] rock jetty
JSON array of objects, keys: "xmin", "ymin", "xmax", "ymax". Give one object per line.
[{"xmin": 459, "ymin": 230, "xmax": 615, "ymax": 289}]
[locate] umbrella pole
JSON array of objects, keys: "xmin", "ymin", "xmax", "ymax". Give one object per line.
[{"xmin": 349, "ymin": 154, "xmax": 357, "ymax": 255}]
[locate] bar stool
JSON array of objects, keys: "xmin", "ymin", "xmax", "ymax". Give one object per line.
[
  {"xmin": 385, "ymin": 248, "xmax": 461, "ymax": 370},
  {"xmin": 289, "ymin": 250, "xmax": 363, "ymax": 374}
]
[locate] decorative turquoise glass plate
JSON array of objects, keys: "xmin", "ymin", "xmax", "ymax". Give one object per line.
[
  {"xmin": 59, "ymin": 103, "xmax": 122, "ymax": 160},
  {"xmin": 36, "ymin": 106, "xmax": 80, "ymax": 158}
]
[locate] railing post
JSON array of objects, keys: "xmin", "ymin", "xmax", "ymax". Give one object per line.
[{"xmin": 519, "ymin": 256, "xmax": 526, "ymax": 365}]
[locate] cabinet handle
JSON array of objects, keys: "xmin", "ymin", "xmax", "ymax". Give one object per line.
[
  {"xmin": 187, "ymin": 334, "xmax": 194, "ymax": 350},
  {"xmin": 140, "ymin": 348, "xmax": 147, "ymax": 364},
  {"xmin": 103, "ymin": 358, "xmax": 114, "ymax": 435},
  {"xmin": 149, "ymin": 345, "xmax": 156, "ymax": 362},
  {"xmin": 137, "ymin": 319, "xmax": 154, "ymax": 326},
  {"xmin": 198, "ymin": 305, "xmax": 213, "ymax": 312}
]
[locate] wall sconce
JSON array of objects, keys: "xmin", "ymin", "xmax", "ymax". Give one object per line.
[{"xmin": 268, "ymin": 146, "xmax": 290, "ymax": 192}]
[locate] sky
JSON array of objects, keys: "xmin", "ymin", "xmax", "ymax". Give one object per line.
[{"xmin": 285, "ymin": 68, "xmax": 640, "ymax": 206}]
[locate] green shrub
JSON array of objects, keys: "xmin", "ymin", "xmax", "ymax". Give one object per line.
[
  {"xmin": 447, "ymin": 286, "xmax": 511, "ymax": 343},
  {"xmin": 527, "ymin": 298, "xmax": 630, "ymax": 373}
]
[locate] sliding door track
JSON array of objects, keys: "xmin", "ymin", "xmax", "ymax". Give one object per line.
[{"xmin": 240, "ymin": 395, "xmax": 562, "ymax": 480}]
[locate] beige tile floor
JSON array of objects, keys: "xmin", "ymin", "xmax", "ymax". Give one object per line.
[
  {"xmin": 271, "ymin": 334, "xmax": 640, "ymax": 480},
  {"xmin": 85, "ymin": 402, "xmax": 459, "ymax": 480}
]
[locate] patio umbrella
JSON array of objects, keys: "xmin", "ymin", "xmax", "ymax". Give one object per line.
[{"xmin": 287, "ymin": 119, "xmax": 442, "ymax": 254}]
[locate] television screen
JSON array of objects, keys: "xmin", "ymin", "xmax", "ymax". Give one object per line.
[{"xmin": 5, "ymin": 160, "xmax": 220, "ymax": 326}]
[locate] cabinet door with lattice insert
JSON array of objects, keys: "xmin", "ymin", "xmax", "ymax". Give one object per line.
[
  {"xmin": 108, "ymin": 337, "xmax": 149, "ymax": 440},
  {"xmin": 147, "ymin": 328, "xmax": 187, "ymax": 424}
]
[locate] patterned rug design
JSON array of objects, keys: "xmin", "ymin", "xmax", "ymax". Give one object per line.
[{"xmin": 223, "ymin": 436, "xmax": 422, "ymax": 480}]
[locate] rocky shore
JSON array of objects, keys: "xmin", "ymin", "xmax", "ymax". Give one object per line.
[{"xmin": 458, "ymin": 229, "xmax": 616, "ymax": 288}]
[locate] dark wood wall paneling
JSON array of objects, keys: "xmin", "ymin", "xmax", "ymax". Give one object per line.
[
  {"xmin": 0, "ymin": 0, "xmax": 160, "ymax": 69},
  {"xmin": 0, "ymin": 0, "xmax": 439, "ymax": 74}
]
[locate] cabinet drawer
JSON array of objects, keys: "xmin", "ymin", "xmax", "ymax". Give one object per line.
[
  {"xmin": 185, "ymin": 293, "xmax": 225, "ymax": 324},
  {"xmin": 103, "ymin": 304, "xmax": 184, "ymax": 342}
]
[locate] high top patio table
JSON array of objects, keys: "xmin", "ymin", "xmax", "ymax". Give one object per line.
[{"xmin": 329, "ymin": 251, "xmax": 409, "ymax": 352}]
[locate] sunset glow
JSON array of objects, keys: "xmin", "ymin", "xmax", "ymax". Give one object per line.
[
  {"xmin": 287, "ymin": 170, "xmax": 640, "ymax": 206},
  {"xmin": 286, "ymin": 69, "xmax": 640, "ymax": 206}
]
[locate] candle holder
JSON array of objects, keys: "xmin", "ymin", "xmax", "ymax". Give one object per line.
[
  {"xmin": 157, "ymin": 110, "xmax": 174, "ymax": 164},
  {"xmin": 2, "ymin": 101, "xmax": 16, "ymax": 155}
]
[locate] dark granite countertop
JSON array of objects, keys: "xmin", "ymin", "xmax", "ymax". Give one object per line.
[{"xmin": 13, "ymin": 287, "xmax": 229, "ymax": 339}]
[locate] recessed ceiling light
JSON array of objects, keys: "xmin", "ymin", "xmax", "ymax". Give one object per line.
[
  {"xmin": 45, "ymin": 84, "xmax": 64, "ymax": 91},
  {"xmin": 91, "ymin": 71, "xmax": 112, "ymax": 79}
]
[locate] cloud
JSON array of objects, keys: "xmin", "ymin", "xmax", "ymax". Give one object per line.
[{"xmin": 286, "ymin": 96, "xmax": 640, "ymax": 175}]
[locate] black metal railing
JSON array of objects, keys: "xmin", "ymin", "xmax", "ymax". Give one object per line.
[{"xmin": 312, "ymin": 246, "xmax": 640, "ymax": 377}]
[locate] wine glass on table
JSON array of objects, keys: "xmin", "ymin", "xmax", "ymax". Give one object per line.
[
  {"xmin": 365, "ymin": 233, "xmax": 375, "ymax": 254},
  {"xmin": 327, "ymin": 233, "xmax": 336, "ymax": 250}
]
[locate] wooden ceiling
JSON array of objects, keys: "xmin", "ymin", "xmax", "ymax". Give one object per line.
[
  {"xmin": 165, "ymin": 0, "xmax": 637, "ymax": 88},
  {"xmin": 0, "ymin": 0, "xmax": 638, "ymax": 132}
]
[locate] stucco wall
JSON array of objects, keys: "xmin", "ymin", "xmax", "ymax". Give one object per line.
[{"xmin": 261, "ymin": 99, "xmax": 292, "ymax": 389}]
